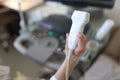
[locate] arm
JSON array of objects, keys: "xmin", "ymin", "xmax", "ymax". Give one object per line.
[{"xmin": 54, "ymin": 33, "xmax": 86, "ymax": 80}]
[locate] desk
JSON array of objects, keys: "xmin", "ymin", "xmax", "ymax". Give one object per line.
[
  {"xmin": 1, "ymin": 0, "xmax": 44, "ymax": 24},
  {"xmin": 0, "ymin": 0, "xmax": 44, "ymax": 11}
]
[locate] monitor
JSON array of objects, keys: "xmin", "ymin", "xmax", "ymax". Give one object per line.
[{"xmin": 46, "ymin": 0, "xmax": 116, "ymax": 8}]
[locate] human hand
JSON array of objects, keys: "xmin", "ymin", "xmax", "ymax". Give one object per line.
[
  {"xmin": 54, "ymin": 34, "xmax": 86, "ymax": 80},
  {"xmin": 65, "ymin": 33, "xmax": 87, "ymax": 61}
]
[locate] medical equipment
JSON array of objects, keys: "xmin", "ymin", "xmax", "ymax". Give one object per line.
[
  {"xmin": 14, "ymin": 14, "xmax": 72, "ymax": 64},
  {"xmin": 66, "ymin": 10, "xmax": 90, "ymax": 80},
  {"xmin": 95, "ymin": 19, "xmax": 114, "ymax": 41},
  {"xmin": 80, "ymin": 40, "xmax": 100, "ymax": 62},
  {"xmin": 18, "ymin": 0, "xmax": 26, "ymax": 34}
]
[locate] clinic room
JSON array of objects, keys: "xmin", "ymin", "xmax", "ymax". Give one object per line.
[{"xmin": 0, "ymin": 0, "xmax": 120, "ymax": 80}]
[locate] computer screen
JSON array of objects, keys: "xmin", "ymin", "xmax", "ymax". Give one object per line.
[{"xmin": 46, "ymin": 0, "xmax": 115, "ymax": 8}]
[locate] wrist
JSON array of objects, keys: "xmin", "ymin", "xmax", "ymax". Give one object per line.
[{"xmin": 65, "ymin": 55, "xmax": 79, "ymax": 67}]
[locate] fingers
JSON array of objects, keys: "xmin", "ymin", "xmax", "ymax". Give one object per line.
[
  {"xmin": 65, "ymin": 33, "xmax": 69, "ymax": 48},
  {"xmin": 65, "ymin": 33, "xmax": 86, "ymax": 58},
  {"xmin": 80, "ymin": 34, "xmax": 86, "ymax": 49},
  {"xmin": 65, "ymin": 33, "xmax": 69, "ymax": 54},
  {"xmin": 74, "ymin": 34, "xmax": 86, "ymax": 56}
]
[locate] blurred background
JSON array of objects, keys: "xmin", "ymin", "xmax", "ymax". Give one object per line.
[{"xmin": 0, "ymin": 0, "xmax": 120, "ymax": 80}]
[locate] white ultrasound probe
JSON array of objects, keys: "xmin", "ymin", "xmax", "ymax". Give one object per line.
[{"xmin": 66, "ymin": 10, "xmax": 90, "ymax": 80}]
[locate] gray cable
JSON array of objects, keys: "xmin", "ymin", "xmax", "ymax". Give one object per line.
[
  {"xmin": 18, "ymin": 0, "xmax": 26, "ymax": 30},
  {"xmin": 66, "ymin": 49, "xmax": 73, "ymax": 80}
]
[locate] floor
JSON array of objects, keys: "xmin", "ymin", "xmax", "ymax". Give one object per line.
[{"xmin": 0, "ymin": 40, "xmax": 43, "ymax": 78}]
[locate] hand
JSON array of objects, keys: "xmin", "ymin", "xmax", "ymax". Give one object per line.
[
  {"xmin": 65, "ymin": 33, "xmax": 87, "ymax": 61},
  {"xmin": 54, "ymin": 33, "xmax": 87, "ymax": 80}
]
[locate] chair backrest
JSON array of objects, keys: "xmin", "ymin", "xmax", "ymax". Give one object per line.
[{"xmin": 104, "ymin": 27, "xmax": 120, "ymax": 63}]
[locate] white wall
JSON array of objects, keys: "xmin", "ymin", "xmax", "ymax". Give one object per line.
[{"xmin": 104, "ymin": 0, "xmax": 120, "ymax": 26}]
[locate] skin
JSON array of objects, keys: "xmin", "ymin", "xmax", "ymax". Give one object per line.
[{"xmin": 54, "ymin": 33, "xmax": 86, "ymax": 80}]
